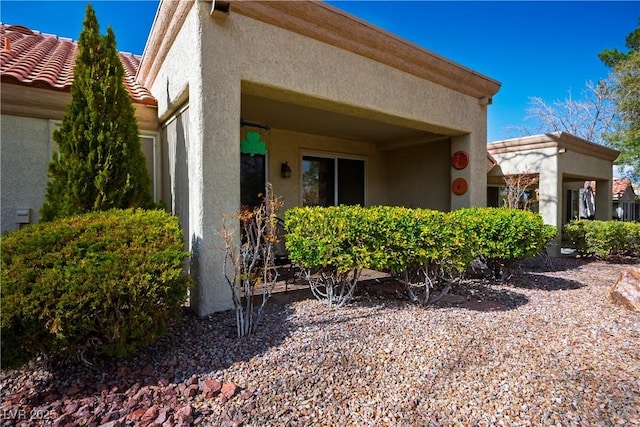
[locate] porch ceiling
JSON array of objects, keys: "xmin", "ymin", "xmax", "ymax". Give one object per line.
[{"xmin": 241, "ymin": 94, "xmax": 448, "ymax": 147}]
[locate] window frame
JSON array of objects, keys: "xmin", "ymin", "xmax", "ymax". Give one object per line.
[
  {"xmin": 48, "ymin": 120, "xmax": 160, "ymax": 203},
  {"xmin": 299, "ymin": 150, "xmax": 367, "ymax": 207}
]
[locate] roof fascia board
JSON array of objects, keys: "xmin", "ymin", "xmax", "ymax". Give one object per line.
[
  {"xmin": 137, "ymin": 0, "xmax": 196, "ymax": 89},
  {"xmin": 1, "ymin": 83, "xmax": 159, "ymax": 130},
  {"xmin": 1, "ymin": 83, "xmax": 70, "ymax": 120},
  {"xmin": 489, "ymin": 132, "xmax": 619, "ymax": 162},
  {"xmin": 555, "ymin": 132, "xmax": 620, "ymax": 162},
  {"xmin": 229, "ymin": 1, "xmax": 500, "ymax": 100}
]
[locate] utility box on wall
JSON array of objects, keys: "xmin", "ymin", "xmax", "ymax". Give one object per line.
[{"xmin": 16, "ymin": 208, "xmax": 31, "ymax": 225}]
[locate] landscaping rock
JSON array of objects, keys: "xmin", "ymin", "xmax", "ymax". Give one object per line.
[
  {"xmin": 176, "ymin": 404, "xmax": 193, "ymax": 424},
  {"xmin": 201, "ymin": 378, "xmax": 222, "ymax": 397},
  {"xmin": 1, "ymin": 258, "xmax": 638, "ymax": 426},
  {"xmin": 609, "ymin": 268, "xmax": 640, "ymax": 312},
  {"xmin": 221, "ymin": 382, "xmax": 238, "ymax": 399}
]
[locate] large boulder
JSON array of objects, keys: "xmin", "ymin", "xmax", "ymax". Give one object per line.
[{"xmin": 609, "ymin": 269, "xmax": 640, "ymax": 312}]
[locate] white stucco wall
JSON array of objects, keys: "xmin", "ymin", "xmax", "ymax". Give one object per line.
[
  {"xmin": 1, "ymin": 115, "xmax": 53, "ymax": 233},
  {"xmin": 148, "ymin": 2, "xmax": 494, "ymax": 315}
]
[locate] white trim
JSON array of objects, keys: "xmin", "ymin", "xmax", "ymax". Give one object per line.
[
  {"xmin": 161, "ymin": 102, "xmax": 190, "ymax": 129},
  {"xmin": 140, "ymin": 131, "xmax": 161, "ymax": 203}
]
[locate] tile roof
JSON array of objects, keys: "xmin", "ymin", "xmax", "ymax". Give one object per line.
[
  {"xmin": 613, "ymin": 178, "xmax": 633, "ymax": 196},
  {"xmin": 0, "ymin": 23, "xmax": 156, "ymax": 106}
]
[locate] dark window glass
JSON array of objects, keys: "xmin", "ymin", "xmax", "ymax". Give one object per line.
[{"xmin": 241, "ymin": 153, "xmax": 266, "ymax": 209}]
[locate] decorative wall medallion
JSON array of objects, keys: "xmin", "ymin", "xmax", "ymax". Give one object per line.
[
  {"xmin": 452, "ymin": 177, "xmax": 468, "ymax": 195},
  {"xmin": 451, "ymin": 150, "xmax": 469, "ymax": 170}
]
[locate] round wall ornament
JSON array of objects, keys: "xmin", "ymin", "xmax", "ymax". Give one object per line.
[
  {"xmin": 451, "ymin": 150, "xmax": 469, "ymax": 170},
  {"xmin": 452, "ymin": 177, "xmax": 468, "ymax": 195}
]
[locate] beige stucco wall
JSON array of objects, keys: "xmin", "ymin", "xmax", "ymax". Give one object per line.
[
  {"xmin": 147, "ymin": 2, "xmax": 494, "ymax": 315},
  {"xmin": 1, "ymin": 115, "xmax": 52, "ymax": 233},
  {"xmin": 225, "ymin": 12, "xmax": 488, "ymax": 209},
  {"xmin": 262, "ymin": 128, "xmax": 387, "ymax": 211},
  {"xmin": 386, "ymin": 140, "xmax": 451, "ymax": 210}
]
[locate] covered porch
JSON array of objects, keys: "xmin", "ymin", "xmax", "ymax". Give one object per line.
[
  {"xmin": 140, "ymin": 0, "xmax": 501, "ymax": 315},
  {"xmin": 240, "ymin": 84, "xmax": 473, "ymax": 214},
  {"xmin": 487, "ymin": 132, "xmax": 620, "ymax": 256}
]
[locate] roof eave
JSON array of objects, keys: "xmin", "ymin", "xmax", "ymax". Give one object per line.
[
  {"xmin": 137, "ymin": 0, "xmax": 501, "ymax": 100},
  {"xmin": 488, "ymin": 132, "xmax": 620, "ymax": 162}
]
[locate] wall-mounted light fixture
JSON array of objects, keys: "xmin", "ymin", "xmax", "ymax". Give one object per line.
[
  {"xmin": 211, "ymin": 0, "xmax": 230, "ymax": 17},
  {"xmin": 281, "ymin": 162, "xmax": 292, "ymax": 179},
  {"xmin": 558, "ymin": 148, "xmax": 567, "ymax": 154}
]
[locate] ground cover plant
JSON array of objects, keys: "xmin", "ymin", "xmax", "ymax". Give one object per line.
[{"xmin": 1, "ymin": 209, "xmax": 190, "ymax": 369}]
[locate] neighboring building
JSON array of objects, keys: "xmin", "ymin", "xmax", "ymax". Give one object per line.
[
  {"xmin": 1, "ymin": 23, "xmax": 160, "ymax": 232},
  {"xmin": 487, "ymin": 132, "xmax": 620, "ymax": 256},
  {"xmin": 2, "ymin": 2, "xmax": 501, "ymax": 316},
  {"xmin": 612, "ymin": 178, "xmax": 639, "ymax": 221}
]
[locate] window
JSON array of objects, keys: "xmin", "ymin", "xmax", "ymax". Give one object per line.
[
  {"xmin": 48, "ymin": 120, "xmax": 160, "ymax": 203},
  {"xmin": 241, "ymin": 153, "xmax": 266, "ymax": 209},
  {"xmin": 139, "ymin": 134, "xmax": 159, "ymax": 202},
  {"xmin": 302, "ymin": 155, "xmax": 365, "ymax": 207}
]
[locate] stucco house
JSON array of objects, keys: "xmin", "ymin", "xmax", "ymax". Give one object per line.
[
  {"xmin": 1, "ymin": 1, "xmax": 501, "ymax": 316},
  {"xmin": 0, "ymin": 23, "xmax": 160, "ymax": 229},
  {"xmin": 487, "ymin": 132, "xmax": 620, "ymax": 255},
  {"xmin": 612, "ymin": 178, "xmax": 639, "ymax": 221}
]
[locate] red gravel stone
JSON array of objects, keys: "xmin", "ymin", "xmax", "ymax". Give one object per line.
[
  {"xmin": 201, "ymin": 379, "xmax": 222, "ymax": 397},
  {"xmin": 221, "ymin": 382, "xmax": 238, "ymax": 399}
]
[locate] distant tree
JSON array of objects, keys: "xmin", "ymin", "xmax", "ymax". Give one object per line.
[
  {"xmin": 41, "ymin": 4, "xmax": 152, "ymax": 221},
  {"xmin": 518, "ymin": 79, "xmax": 618, "ymax": 146},
  {"xmin": 599, "ymin": 22, "xmax": 640, "ymax": 180},
  {"xmin": 502, "ymin": 173, "xmax": 539, "ymax": 211},
  {"xmin": 599, "ymin": 23, "xmax": 640, "ymax": 68}
]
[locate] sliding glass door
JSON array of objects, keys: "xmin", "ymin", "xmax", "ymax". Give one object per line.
[{"xmin": 302, "ymin": 155, "xmax": 364, "ymax": 207}]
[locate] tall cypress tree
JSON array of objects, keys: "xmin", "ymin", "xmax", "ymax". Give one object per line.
[{"xmin": 41, "ymin": 4, "xmax": 152, "ymax": 221}]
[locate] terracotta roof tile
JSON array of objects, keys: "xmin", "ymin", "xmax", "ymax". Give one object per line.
[
  {"xmin": 1, "ymin": 23, "xmax": 156, "ymax": 106},
  {"xmin": 613, "ymin": 178, "xmax": 632, "ymax": 196}
]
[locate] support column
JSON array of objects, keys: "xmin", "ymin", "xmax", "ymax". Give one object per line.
[
  {"xmin": 538, "ymin": 167, "xmax": 562, "ymax": 257},
  {"xmin": 451, "ymin": 133, "xmax": 486, "ymax": 211},
  {"xmin": 189, "ymin": 2, "xmax": 237, "ymax": 316},
  {"xmin": 595, "ymin": 179, "xmax": 612, "ymax": 220}
]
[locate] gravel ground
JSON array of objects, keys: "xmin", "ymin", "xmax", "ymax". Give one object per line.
[{"xmin": 1, "ymin": 257, "xmax": 639, "ymax": 426}]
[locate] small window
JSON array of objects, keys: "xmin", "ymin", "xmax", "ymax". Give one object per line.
[
  {"xmin": 241, "ymin": 153, "xmax": 266, "ymax": 209},
  {"xmin": 49, "ymin": 120, "xmax": 158, "ymax": 202}
]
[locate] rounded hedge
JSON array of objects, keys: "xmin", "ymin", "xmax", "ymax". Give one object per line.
[
  {"xmin": 564, "ymin": 219, "xmax": 640, "ymax": 257},
  {"xmin": 1, "ymin": 209, "xmax": 190, "ymax": 368},
  {"xmin": 285, "ymin": 205, "xmax": 556, "ymax": 283}
]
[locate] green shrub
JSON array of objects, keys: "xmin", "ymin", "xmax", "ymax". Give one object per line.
[
  {"xmin": 285, "ymin": 205, "xmax": 555, "ymax": 305},
  {"xmin": 444, "ymin": 207, "xmax": 555, "ymax": 279},
  {"xmin": 285, "ymin": 205, "xmax": 369, "ymax": 273},
  {"xmin": 564, "ymin": 219, "xmax": 640, "ymax": 257},
  {"xmin": 285, "ymin": 206, "xmax": 368, "ymax": 307},
  {"xmin": 1, "ymin": 209, "xmax": 190, "ymax": 368}
]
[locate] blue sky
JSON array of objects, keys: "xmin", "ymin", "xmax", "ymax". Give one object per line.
[{"xmin": 2, "ymin": 1, "xmax": 638, "ymax": 141}]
